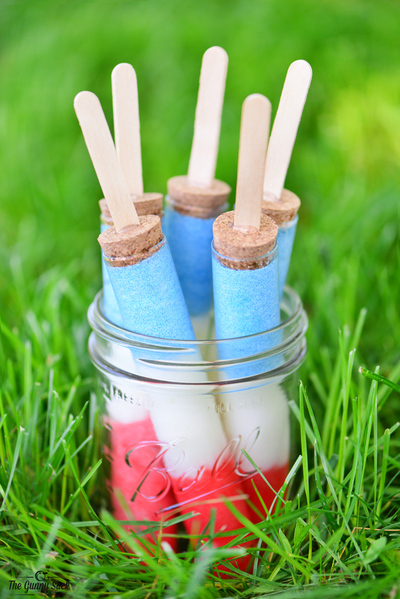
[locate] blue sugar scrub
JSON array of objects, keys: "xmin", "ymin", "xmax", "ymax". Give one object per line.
[
  {"xmin": 212, "ymin": 211, "xmax": 280, "ymax": 378},
  {"xmin": 212, "ymin": 244, "xmax": 281, "ymax": 378},
  {"xmin": 99, "ymin": 195, "xmax": 164, "ymax": 326},
  {"xmin": 99, "ymin": 216, "xmax": 195, "ymax": 341},
  {"xmin": 212, "ymin": 246, "xmax": 280, "ymax": 340},
  {"xmin": 165, "ymin": 177, "xmax": 231, "ymax": 320},
  {"xmin": 106, "ymin": 241, "xmax": 195, "ymax": 340},
  {"xmin": 107, "ymin": 238, "xmax": 194, "ymax": 339},
  {"xmin": 277, "ymin": 215, "xmax": 298, "ymax": 298},
  {"xmin": 164, "ymin": 204, "xmax": 218, "ymax": 317},
  {"xmin": 262, "ymin": 189, "xmax": 301, "ymax": 300}
]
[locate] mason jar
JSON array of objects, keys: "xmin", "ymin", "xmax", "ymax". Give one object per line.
[{"xmin": 88, "ymin": 286, "xmax": 307, "ymax": 554}]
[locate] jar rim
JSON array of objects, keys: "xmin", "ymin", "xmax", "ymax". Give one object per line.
[
  {"xmin": 88, "ymin": 286, "xmax": 307, "ymax": 352},
  {"xmin": 88, "ymin": 286, "xmax": 307, "ymax": 383}
]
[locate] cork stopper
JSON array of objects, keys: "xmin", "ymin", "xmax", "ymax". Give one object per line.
[
  {"xmin": 167, "ymin": 175, "xmax": 230, "ymax": 218},
  {"xmin": 98, "ymin": 214, "xmax": 163, "ymax": 267},
  {"xmin": 99, "ymin": 192, "xmax": 163, "ymax": 222},
  {"xmin": 262, "ymin": 189, "xmax": 301, "ymax": 225},
  {"xmin": 213, "ymin": 211, "xmax": 278, "ymax": 270}
]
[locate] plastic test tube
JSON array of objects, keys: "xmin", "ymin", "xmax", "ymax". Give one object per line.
[
  {"xmin": 74, "ymin": 88, "xmax": 180, "ymax": 548},
  {"xmin": 212, "ymin": 94, "xmax": 290, "ymax": 521},
  {"xmin": 262, "ymin": 60, "xmax": 312, "ymax": 297},
  {"xmin": 99, "ymin": 195, "xmax": 163, "ymax": 325},
  {"xmin": 212, "ymin": 211, "xmax": 289, "ymax": 515},
  {"xmin": 262, "ymin": 189, "xmax": 301, "ymax": 298},
  {"xmin": 99, "ymin": 216, "xmax": 252, "ymax": 558}
]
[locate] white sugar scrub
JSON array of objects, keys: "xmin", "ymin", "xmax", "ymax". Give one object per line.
[
  {"xmin": 217, "ymin": 378, "xmax": 290, "ymax": 518},
  {"xmin": 262, "ymin": 60, "xmax": 312, "ymax": 297},
  {"xmin": 164, "ymin": 47, "xmax": 231, "ymax": 335}
]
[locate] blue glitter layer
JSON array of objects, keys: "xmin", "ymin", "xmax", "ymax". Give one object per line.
[
  {"xmin": 212, "ymin": 246, "xmax": 281, "ymax": 378},
  {"xmin": 163, "ymin": 205, "xmax": 217, "ymax": 317},
  {"xmin": 105, "ymin": 239, "xmax": 195, "ymax": 341}
]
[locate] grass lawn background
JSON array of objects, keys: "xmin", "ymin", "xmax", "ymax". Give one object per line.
[{"xmin": 0, "ymin": 0, "xmax": 399, "ymax": 596}]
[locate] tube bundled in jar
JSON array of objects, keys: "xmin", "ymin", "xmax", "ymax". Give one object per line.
[
  {"xmin": 75, "ymin": 89, "xmax": 181, "ymax": 547},
  {"xmin": 99, "ymin": 63, "xmax": 163, "ymax": 325},
  {"xmin": 164, "ymin": 46, "xmax": 231, "ymax": 338},
  {"xmin": 212, "ymin": 94, "xmax": 290, "ymax": 520},
  {"xmin": 262, "ymin": 60, "xmax": 312, "ymax": 298},
  {"xmin": 75, "ymin": 90, "xmax": 252, "ymax": 562}
]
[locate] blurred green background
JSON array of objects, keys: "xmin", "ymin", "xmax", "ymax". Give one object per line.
[{"xmin": 0, "ymin": 0, "xmax": 398, "ymax": 378}]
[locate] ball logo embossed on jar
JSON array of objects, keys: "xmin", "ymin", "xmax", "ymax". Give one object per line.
[
  {"xmin": 123, "ymin": 430, "xmax": 263, "ymax": 509},
  {"xmin": 125, "ymin": 441, "xmax": 184, "ymax": 502}
]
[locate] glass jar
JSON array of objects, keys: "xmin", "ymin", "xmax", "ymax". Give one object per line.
[{"xmin": 88, "ymin": 286, "xmax": 307, "ymax": 552}]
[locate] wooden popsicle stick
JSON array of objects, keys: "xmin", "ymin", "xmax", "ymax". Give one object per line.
[
  {"xmin": 187, "ymin": 46, "xmax": 228, "ymax": 187},
  {"xmin": 234, "ymin": 94, "xmax": 271, "ymax": 231},
  {"xmin": 74, "ymin": 91, "xmax": 139, "ymax": 232},
  {"xmin": 263, "ymin": 60, "xmax": 312, "ymax": 200},
  {"xmin": 112, "ymin": 63, "xmax": 144, "ymax": 197}
]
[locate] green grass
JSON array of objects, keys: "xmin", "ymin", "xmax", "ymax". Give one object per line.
[{"xmin": 0, "ymin": 0, "xmax": 399, "ymax": 597}]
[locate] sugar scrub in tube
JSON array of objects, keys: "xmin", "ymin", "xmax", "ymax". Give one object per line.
[
  {"xmin": 262, "ymin": 60, "xmax": 312, "ymax": 297},
  {"xmin": 100, "ymin": 218, "xmax": 253, "ymax": 557},
  {"xmin": 212, "ymin": 94, "xmax": 287, "ymax": 518},
  {"xmin": 74, "ymin": 89, "xmax": 180, "ymax": 545},
  {"xmin": 100, "ymin": 63, "xmax": 163, "ymax": 324},
  {"xmin": 164, "ymin": 47, "xmax": 230, "ymax": 337},
  {"xmin": 75, "ymin": 89, "xmax": 252, "ymax": 559}
]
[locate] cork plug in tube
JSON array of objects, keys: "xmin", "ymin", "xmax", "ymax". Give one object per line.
[
  {"xmin": 262, "ymin": 59, "xmax": 312, "ymax": 296},
  {"xmin": 164, "ymin": 47, "xmax": 231, "ymax": 327},
  {"xmin": 212, "ymin": 94, "xmax": 289, "ymax": 525},
  {"xmin": 74, "ymin": 89, "xmax": 183, "ymax": 550}
]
